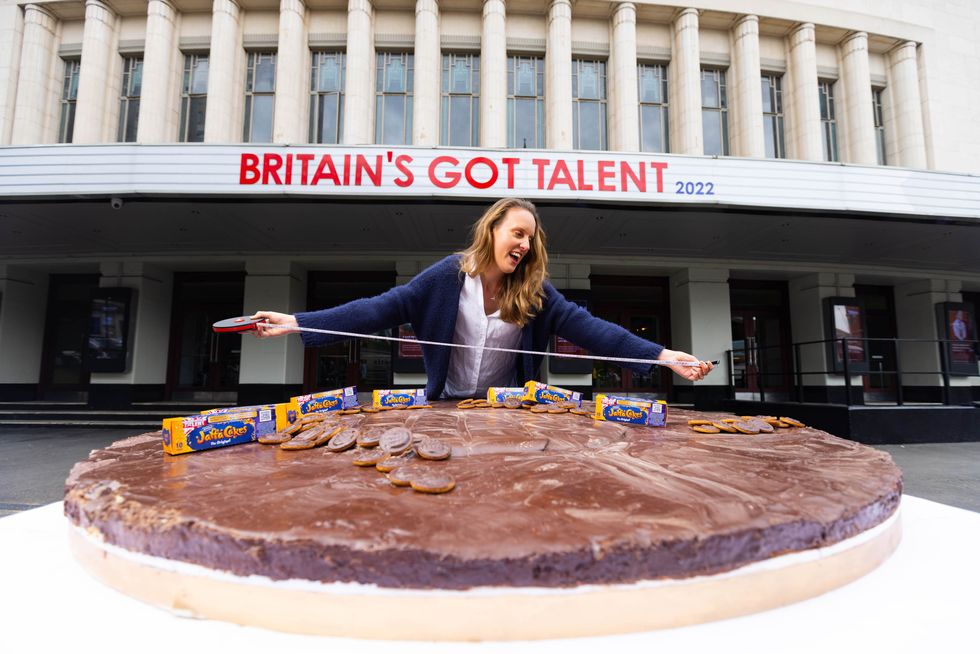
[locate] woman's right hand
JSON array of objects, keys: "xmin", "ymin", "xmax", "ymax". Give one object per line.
[{"xmin": 249, "ymin": 311, "xmax": 299, "ymax": 338}]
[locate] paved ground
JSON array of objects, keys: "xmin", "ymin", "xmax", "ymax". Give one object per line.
[{"xmin": 1, "ymin": 427, "xmax": 978, "ymax": 518}]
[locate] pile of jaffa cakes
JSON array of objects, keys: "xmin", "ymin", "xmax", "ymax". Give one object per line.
[
  {"xmin": 257, "ymin": 409, "xmax": 457, "ymax": 495},
  {"xmin": 687, "ymin": 415, "xmax": 806, "ymax": 435},
  {"xmin": 457, "ymin": 396, "xmax": 592, "ymax": 415}
]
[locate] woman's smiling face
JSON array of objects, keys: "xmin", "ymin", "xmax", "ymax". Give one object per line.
[{"xmin": 491, "ymin": 207, "xmax": 536, "ymax": 275}]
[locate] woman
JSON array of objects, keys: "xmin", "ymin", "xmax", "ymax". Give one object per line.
[{"xmin": 251, "ymin": 198, "xmax": 713, "ymax": 399}]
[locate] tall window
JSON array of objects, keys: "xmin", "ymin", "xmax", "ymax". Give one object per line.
[
  {"xmin": 310, "ymin": 52, "xmax": 345, "ymax": 144},
  {"xmin": 59, "ymin": 59, "xmax": 80, "ymax": 143},
  {"xmin": 179, "ymin": 54, "xmax": 209, "ymax": 142},
  {"xmin": 507, "ymin": 55, "xmax": 544, "ymax": 148},
  {"xmin": 243, "ymin": 51, "xmax": 276, "ymax": 143},
  {"xmin": 872, "ymin": 87, "xmax": 886, "ymax": 165},
  {"xmin": 572, "ymin": 59, "xmax": 606, "ymax": 150},
  {"xmin": 701, "ymin": 68, "xmax": 729, "ymax": 156},
  {"xmin": 819, "ymin": 79, "xmax": 838, "ymax": 162},
  {"xmin": 638, "ymin": 63, "xmax": 668, "ymax": 153},
  {"xmin": 441, "ymin": 53, "xmax": 479, "ymax": 146},
  {"xmin": 117, "ymin": 56, "xmax": 142, "ymax": 142},
  {"xmin": 761, "ymin": 73, "xmax": 784, "ymax": 158},
  {"xmin": 375, "ymin": 52, "xmax": 413, "ymax": 145}
]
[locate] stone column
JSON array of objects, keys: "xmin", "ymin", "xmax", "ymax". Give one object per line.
[
  {"xmin": 88, "ymin": 262, "xmax": 174, "ymax": 408},
  {"xmin": 343, "ymin": 0, "xmax": 374, "ymax": 144},
  {"xmin": 730, "ymin": 14, "xmax": 764, "ymax": 158},
  {"xmin": 894, "ymin": 279, "xmax": 968, "ymax": 403},
  {"xmin": 788, "ymin": 272, "xmax": 860, "ymax": 402},
  {"xmin": 73, "ymin": 0, "xmax": 117, "ymax": 143},
  {"xmin": 204, "ymin": 0, "xmax": 243, "ymax": 143},
  {"xmin": 480, "ymin": 0, "xmax": 506, "ymax": 147},
  {"xmin": 239, "ymin": 260, "xmax": 307, "ymax": 403},
  {"xmin": 0, "ymin": 3, "xmax": 25, "ymax": 145},
  {"xmin": 273, "ymin": 0, "xmax": 308, "ymax": 144},
  {"xmin": 839, "ymin": 31, "xmax": 875, "ymax": 164},
  {"xmin": 786, "ymin": 23, "xmax": 821, "ymax": 161},
  {"xmin": 11, "ymin": 4, "xmax": 57, "ymax": 145},
  {"xmin": 545, "ymin": 0, "xmax": 572, "ymax": 150},
  {"xmin": 609, "ymin": 2, "xmax": 638, "ymax": 152},
  {"xmin": 138, "ymin": 0, "xmax": 179, "ymax": 143},
  {"xmin": 411, "ymin": 0, "xmax": 440, "ymax": 145},
  {"xmin": 669, "ymin": 8, "xmax": 701, "ymax": 155},
  {"xmin": 669, "ymin": 269, "xmax": 732, "ymax": 409},
  {"xmin": 888, "ymin": 41, "xmax": 927, "ymax": 169},
  {"xmin": 0, "ymin": 266, "xmax": 48, "ymax": 396}
]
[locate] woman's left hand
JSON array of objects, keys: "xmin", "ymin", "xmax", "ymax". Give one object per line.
[{"xmin": 657, "ymin": 349, "xmax": 714, "ymax": 381}]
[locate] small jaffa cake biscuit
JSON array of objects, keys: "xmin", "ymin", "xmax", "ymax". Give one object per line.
[
  {"xmin": 780, "ymin": 416, "xmax": 806, "ymax": 428},
  {"xmin": 258, "ymin": 430, "xmax": 294, "ymax": 445},
  {"xmin": 356, "ymin": 430, "xmax": 383, "ymax": 448},
  {"xmin": 379, "ymin": 427, "xmax": 413, "ymax": 455},
  {"xmin": 325, "ymin": 428, "xmax": 358, "ymax": 452},
  {"xmin": 711, "ymin": 421, "xmax": 738, "ymax": 434},
  {"xmin": 388, "ymin": 464, "xmax": 428, "ymax": 487},
  {"xmin": 744, "ymin": 418, "xmax": 775, "ymax": 434},
  {"xmin": 352, "ymin": 447, "xmax": 388, "ymax": 467},
  {"xmin": 280, "ymin": 424, "xmax": 342, "ymax": 450},
  {"xmin": 376, "ymin": 451, "xmax": 416, "ymax": 473},
  {"xmin": 730, "ymin": 421, "xmax": 761, "ymax": 435},
  {"xmin": 690, "ymin": 425, "xmax": 721, "ymax": 434},
  {"xmin": 415, "ymin": 438, "xmax": 451, "ymax": 461},
  {"xmin": 410, "ymin": 472, "xmax": 456, "ymax": 494}
]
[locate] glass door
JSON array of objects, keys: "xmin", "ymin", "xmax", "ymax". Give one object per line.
[
  {"xmin": 39, "ymin": 274, "xmax": 100, "ymax": 400},
  {"xmin": 166, "ymin": 274, "xmax": 245, "ymax": 402},
  {"xmin": 303, "ymin": 272, "xmax": 396, "ymax": 393},
  {"xmin": 730, "ymin": 310, "xmax": 788, "ymax": 393},
  {"xmin": 729, "ymin": 282, "xmax": 792, "ymax": 397}
]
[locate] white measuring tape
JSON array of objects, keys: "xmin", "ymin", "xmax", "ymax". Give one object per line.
[{"xmin": 256, "ymin": 322, "xmax": 717, "ymax": 368}]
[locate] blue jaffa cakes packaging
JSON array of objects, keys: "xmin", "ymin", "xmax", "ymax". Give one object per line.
[
  {"xmin": 201, "ymin": 404, "xmax": 279, "ymax": 437},
  {"xmin": 522, "ymin": 381, "xmax": 582, "ymax": 406},
  {"xmin": 162, "ymin": 410, "xmax": 259, "ymax": 455},
  {"xmin": 594, "ymin": 394, "xmax": 667, "ymax": 426},
  {"xmin": 486, "ymin": 387, "xmax": 526, "ymax": 403},
  {"xmin": 291, "ymin": 386, "xmax": 358, "ymax": 415},
  {"xmin": 373, "ymin": 388, "xmax": 427, "ymax": 408}
]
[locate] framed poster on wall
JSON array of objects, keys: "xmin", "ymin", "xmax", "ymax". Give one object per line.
[
  {"xmin": 936, "ymin": 302, "xmax": 978, "ymax": 375},
  {"xmin": 823, "ymin": 296, "xmax": 869, "ymax": 374},
  {"xmin": 391, "ymin": 323, "xmax": 426, "ymax": 374},
  {"xmin": 549, "ymin": 291, "xmax": 593, "ymax": 375},
  {"xmin": 84, "ymin": 288, "xmax": 133, "ymax": 373}
]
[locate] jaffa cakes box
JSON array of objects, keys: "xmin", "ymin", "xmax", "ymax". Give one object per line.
[
  {"xmin": 162, "ymin": 410, "xmax": 258, "ymax": 456},
  {"xmin": 201, "ymin": 403, "xmax": 283, "ymax": 437},
  {"xmin": 487, "ymin": 387, "xmax": 526, "ymax": 403},
  {"xmin": 373, "ymin": 388, "xmax": 427, "ymax": 408},
  {"xmin": 594, "ymin": 394, "xmax": 667, "ymax": 427},
  {"xmin": 522, "ymin": 381, "xmax": 582, "ymax": 406},
  {"xmin": 291, "ymin": 386, "xmax": 358, "ymax": 416}
]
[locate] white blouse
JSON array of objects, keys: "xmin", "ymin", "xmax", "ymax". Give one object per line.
[{"xmin": 443, "ymin": 273, "xmax": 522, "ymax": 398}]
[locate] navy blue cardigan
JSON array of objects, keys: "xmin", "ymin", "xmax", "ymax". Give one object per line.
[{"xmin": 295, "ymin": 255, "xmax": 664, "ymax": 399}]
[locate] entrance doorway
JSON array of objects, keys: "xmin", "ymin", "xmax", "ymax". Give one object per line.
[
  {"xmin": 166, "ymin": 273, "xmax": 245, "ymax": 402},
  {"xmin": 729, "ymin": 282, "xmax": 792, "ymax": 398},
  {"xmin": 303, "ymin": 271, "xmax": 396, "ymax": 393},
  {"xmin": 39, "ymin": 274, "xmax": 100, "ymax": 401},
  {"xmin": 590, "ymin": 276, "xmax": 670, "ymax": 397},
  {"xmin": 854, "ymin": 285, "xmax": 898, "ymax": 402}
]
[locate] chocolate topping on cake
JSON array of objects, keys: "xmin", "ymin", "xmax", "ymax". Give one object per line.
[{"xmin": 64, "ymin": 403, "xmax": 901, "ymax": 590}]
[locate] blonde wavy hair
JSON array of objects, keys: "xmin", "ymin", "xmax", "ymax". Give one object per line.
[{"xmin": 458, "ymin": 198, "xmax": 549, "ymax": 326}]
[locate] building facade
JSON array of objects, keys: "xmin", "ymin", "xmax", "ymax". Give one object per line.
[{"xmin": 0, "ymin": 0, "xmax": 978, "ymax": 414}]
